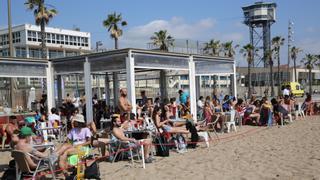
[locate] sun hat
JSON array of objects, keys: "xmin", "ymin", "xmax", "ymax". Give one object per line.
[
  {"xmin": 72, "ymin": 114, "xmax": 85, "ymax": 123},
  {"xmin": 19, "ymin": 126, "xmax": 35, "ymax": 137}
]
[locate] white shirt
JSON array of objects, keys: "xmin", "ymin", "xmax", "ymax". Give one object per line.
[
  {"xmin": 283, "ymin": 88, "xmax": 290, "ymax": 96},
  {"xmin": 48, "ymin": 114, "xmax": 61, "ymax": 127},
  {"xmin": 197, "ymin": 100, "xmax": 204, "ymax": 109}
]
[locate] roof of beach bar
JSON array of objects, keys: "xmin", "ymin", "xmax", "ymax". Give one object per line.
[{"xmin": 50, "ymin": 48, "xmax": 235, "ymax": 75}]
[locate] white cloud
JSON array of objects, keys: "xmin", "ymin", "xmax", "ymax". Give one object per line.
[{"xmin": 120, "ymin": 17, "xmax": 247, "ymax": 49}]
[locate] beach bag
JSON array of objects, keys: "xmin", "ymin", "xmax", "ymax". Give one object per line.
[
  {"xmin": 85, "ymin": 161, "xmax": 100, "ymax": 179},
  {"xmin": 155, "ymin": 135, "xmax": 170, "ymax": 157},
  {"xmin": 1, "ymin": 160, "xmax": 16, "ymax": 180},
  {"xmin": 174, "ymin": 134, "xmax": 187, "ymax": 151}
]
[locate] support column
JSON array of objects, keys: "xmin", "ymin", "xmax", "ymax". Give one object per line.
[
  {"xmin": 57, "ymin": 75, "xmax": 63, "ymax": 107},
  {"xmin": 233, "ymin": 64, "xmax": 238, "ymax": 98},
  {"xmin": 126, "ymin": 51, "xmax": 136, "ymax": 115},
  {"xmin": 105, "ymin": 73, "xmax": 110, "ymax": 106},
  {"xmin": 189, "ymin": 56, "xmax": 197, "ymax": 121},
  {"xmin": 26, "ymin": 46, "xmax": 30, "ymax": 58},
  {"xmin": 159, "ymin": 70, "xmax": 167, "ymax": 99},
  {"xmin": 46, "ymin": 61, "xmax": 55, "ymax": 112},
  {"xmin": 84, "ymin": 57, "xmax": 93, "ymax": 123},
  {"xmin": 113, "ymin": 72, "xmax": 119, "ymax": 108},
  {"xmin": 195, "ymin": 76, "xmax": 200, "ymax": 99}
]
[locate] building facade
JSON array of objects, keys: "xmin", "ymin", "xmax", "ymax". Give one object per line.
[{"xmin": 0, "ymin": 24, "xmax": 91, "ymax": 59}]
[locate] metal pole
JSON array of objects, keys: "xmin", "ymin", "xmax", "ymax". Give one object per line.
[{"xmin": 7, "ymin": 0, "xmax": 13, "ymax": 57}]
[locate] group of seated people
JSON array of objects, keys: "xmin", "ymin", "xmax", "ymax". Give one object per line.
[
  {"xmin": 197, "ymin": 92, "xmax": 317, "ymax": 127},
  {"xmin": 3, "ymin": 88, "xmax": 318, "ymax": 178}
]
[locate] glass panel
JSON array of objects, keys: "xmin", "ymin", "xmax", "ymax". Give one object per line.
[{"xmin": 134, "ymin": 54, "xmax": 189, "ymax": 69}]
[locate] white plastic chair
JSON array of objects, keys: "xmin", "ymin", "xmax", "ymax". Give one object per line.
[
  {"xmin": 295, "ymin": 103, "xmax": 305, "ymax": 119},
  {"xmin": 225, "ymin": 110, "xmax": 237, "ymax": 133}
]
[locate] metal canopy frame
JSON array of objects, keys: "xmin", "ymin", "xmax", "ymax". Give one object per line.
[{"xmin": 50, "ymin": 48, "xmax": 236, "ymax": 122}]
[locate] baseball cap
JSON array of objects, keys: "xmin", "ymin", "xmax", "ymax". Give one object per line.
[{"xmin": 19, "ymin": 127, "xmax": 35, "ymax": 137}]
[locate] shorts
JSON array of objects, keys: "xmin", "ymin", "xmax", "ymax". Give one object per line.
[{"xmin": 162, "ymin": 125, "xmax": 172, "ymax": 132}]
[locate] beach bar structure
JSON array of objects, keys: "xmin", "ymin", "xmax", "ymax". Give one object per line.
[{"xmin": 49, "ymin": 48, "xmax": 236, "ymax": 122}]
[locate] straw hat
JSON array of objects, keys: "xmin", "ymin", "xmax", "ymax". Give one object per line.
[{"xmin": 72, "ymin": 114, "xmax": 85, "ymax": 123}]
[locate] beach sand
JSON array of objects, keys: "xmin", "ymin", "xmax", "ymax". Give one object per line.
[{"xmin": 1, "ymin": 116, "xmax": 320, "ymax": 179}]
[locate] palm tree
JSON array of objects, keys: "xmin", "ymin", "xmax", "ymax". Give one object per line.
[
  {"xmin": 150, "ymin": 30, "xmax": 174, "ymax": 51},
  {"xmin": 103, "ymin": 12, "xmax": 127, "ymax": 49},
  {"xmin": 240, "ymin": 44, "xmax": 254, "ymax": 97},
  {"xmin": 265, "ymin": 49, "xmax": 275, "ymax": 97},
  {"xmin": 204, "ymin": 39, "xmax": 220, "ymax": 56},
  {"xmin": 25, "ymin": 0, "xmax": 57, "ymax": 59},
  {"xmin": 291, "ymin": 46, "xmax": 303, "ymax": 82},
  {"xmin": 222, "ymin": 41, "xmax": 239, "ymax": 58},
  {"xmin": 301, "ymin": 54, "xmax": 318, "ymax": 94},
  {"xmin": 272, "ymin": 36, "xmax": 285, "ymax": 95}
]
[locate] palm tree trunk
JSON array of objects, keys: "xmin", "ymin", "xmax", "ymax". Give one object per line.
[
  {"xmin": 277, "ymin": 51, "xmax": 281, "ymax": 96},
  {"xmin": 40, "ymin": 20, "xmax": 46, "ymax": 59},
  {"xmin": 293, "ymin": 57, "xmax": 297, "ymax": 82},
  {"xmin": 115, "ymin": 37, "xmax": 118, "ymax": 49},
  {"xmin": 269, "ymin": 58, "xmax": 274, "ymax": 97},
  {"xmin": 309, "ymin": 68, "xmax": 312, "ymax": 94},
  {"xmin": 248, "ymin": 61, "xmax": 252, "ymax": 98},
  {"xmin": 40, "ymin": 0, "xmax": 46, "ymax": 59}
]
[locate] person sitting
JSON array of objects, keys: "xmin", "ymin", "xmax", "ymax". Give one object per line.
[
  {"xmin": 260, "ymin": 97, "xmax": 272, "ymax": 125},
  {"xmin": 59, "ymin": 114, "xmax": 93, "ymax": 174},
  {"xmin": 111, "ymin": 115, "xmax": 153, "ymax": 163},
  {"xmin": 303, "ymin": 94, "xmax": 314, "ymax": 116},
  {"xmin": 152, "ymin": 106, "xmax": 189, "ymax": 134},
  {"xmin": 14, "ymin": 127, "xmax": 69, "ymax": 172}
]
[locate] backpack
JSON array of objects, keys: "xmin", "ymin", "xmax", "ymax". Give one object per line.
[
  {"xmin": 1, "ymin": 160, "xmax": 16, "ymax": 180},
  {"xmin": 173, "ymin": 134, "xmax": 187, "ymax": 151},
  {"xmin": 155, "ymin": 134, "xmax": 170, "ymax": 157}
]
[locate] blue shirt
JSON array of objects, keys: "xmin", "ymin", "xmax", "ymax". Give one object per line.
[{"xmin": 179, "ymin": 93, "xmax": 188, "ymax": 105}]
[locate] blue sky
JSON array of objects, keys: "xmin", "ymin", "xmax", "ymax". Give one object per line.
[{"xmin": 1, "ymin": 0, "xmax": 319, "ymax": 66}]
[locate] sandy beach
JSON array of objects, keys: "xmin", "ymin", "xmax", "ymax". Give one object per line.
[{"xmin": 1, "ymin": 116, "xmax": 320, "ymax": 180}]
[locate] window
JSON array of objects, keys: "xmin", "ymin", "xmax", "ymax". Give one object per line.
[
  {"xmin": 27, "ymin": 31, "xmax": 37, "ymax": 42},
  {"xmin": 77, "ymin": 37, "xmax": 81, "ymax": 46},
  {"xmin": 180, "ymin": 75, "xmax": 189, "ymax": 80},
  {"xmin": 29, "ymin": 48, "xmax": 41, "ymax": 58},
  {"xmin": 65, "ymin": 35, "xmax": 69, "ymax": 45},
  {"xmin": 37, "ymin": 32, "xmax": 42, "ymax": 42},
  {"xmin": 46, "ymin": 33, "xmax": 51, "ymax": 43},
  {"xmin": 15, "ymin": 47, "xmax": 26, "ymax": 57},
  {"xmin": 52, "ymin": 34, "xmax": 56, "ymax": 43},
  {"xmin": 49, "ymin": 50, "xmax": 64, "ymax": 59}
]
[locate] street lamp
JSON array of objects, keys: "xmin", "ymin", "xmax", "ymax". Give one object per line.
[{"xmin": 96, "ymin": 41, "xmax": 103, "ymax": 52}]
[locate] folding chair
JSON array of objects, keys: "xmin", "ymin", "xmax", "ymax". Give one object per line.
[{"xmin": 11, "ymin": 150, "xmax": 56, "ymax": 180}]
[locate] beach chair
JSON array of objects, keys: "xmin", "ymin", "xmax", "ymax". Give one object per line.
[
  {"xmin": 225, "ymin": 110, "xmax": 237, "ymax": 133},
  {"xmin": 198, "ymin": 114, "xmax": 220, "ymax": 142},
  {"xmin": 109, "ymin": 138, "xmax": 146, "ymax": 168},
  {"xmin": 11, "ymin": 150, "xmax": 56, "ymax": 180}
]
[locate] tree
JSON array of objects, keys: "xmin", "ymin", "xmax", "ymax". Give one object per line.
[
  {"xmin": 291, "ymin": 46, "xmax": 303, "ymax": 82},
  {"xmin": 301, "ymin": 54, "xmax": 319, "ymax": 94},
  {"xmin": 25, "ymin": 0, "xmax": 57, "ymax": 59},
  {"xmin": 204, "ymin": 39, "xmax": 220, "ymax": 56},
  {"xmin": 240, "ymin": 44, "xmax": 254, "ymax": 98},
  {"xmin": 265, "ymin": 49, "xmax": 275, "ymax": 97},
  {"xmin": 103, "ymin": 12, "xmax": 127, "ymax": 49},
  {"xmin": 272, "ymin": 36, "xmax": 285, "ymax": 95},
  {"xmin": 150, "ymin": 30, "xmax": 174, "ymax": 51},
  {"xmin": 222, "ymin": 41, "xmax": 239, "ymax": 58}
]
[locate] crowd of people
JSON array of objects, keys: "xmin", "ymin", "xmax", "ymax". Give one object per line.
[{"xmin": 1, "ymin": 86, "xmax": 319, "ymax": 178}]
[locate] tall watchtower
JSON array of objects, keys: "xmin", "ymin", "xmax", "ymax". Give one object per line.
[{"xmin": 242, "ymin": 2, "xmax": 276, "ymax": 67}]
